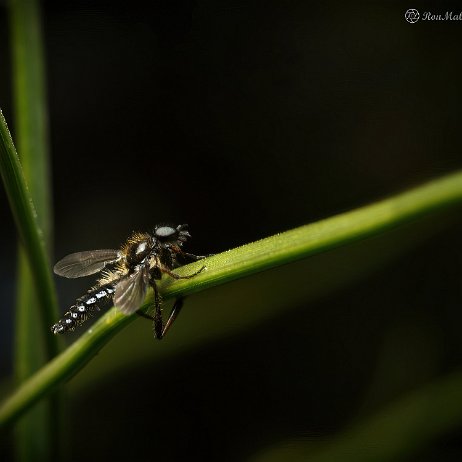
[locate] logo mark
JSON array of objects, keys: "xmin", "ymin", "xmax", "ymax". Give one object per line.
[{"xmin": 405, "ymin": 9, "xmax": 420, "ymax": 23}]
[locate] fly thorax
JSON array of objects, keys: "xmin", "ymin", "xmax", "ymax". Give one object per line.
[{"xmin": 126, "ymin": 239, "xmax": 153, "ymax": 267}]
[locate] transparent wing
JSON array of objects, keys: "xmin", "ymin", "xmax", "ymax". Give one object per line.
[
  {"xmin": 54, "ymin": 250, "xmax": 121, "ymax": 278},
  {"xmin": 114, "ymin": 265, "xmax": 150, "ymax": 315}
]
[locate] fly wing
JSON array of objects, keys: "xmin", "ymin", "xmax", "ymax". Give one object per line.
[
  {"xmin": 54, "ymin": 250, "xmax": 121, "ymax": 278},
  {"xmin": 113, "ymin": 265, "xmax": 150, "ymax": 315}
]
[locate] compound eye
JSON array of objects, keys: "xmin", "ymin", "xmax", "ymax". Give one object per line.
[{"xmin": 155, "ymin": 226, "xmax": 177, "ymax": 240}]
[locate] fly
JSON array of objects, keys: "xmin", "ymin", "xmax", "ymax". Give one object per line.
[{"xmin": 51, "ymin": 224, "xmax": 206, "ymax": 339}]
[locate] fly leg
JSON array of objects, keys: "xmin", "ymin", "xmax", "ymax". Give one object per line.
[
  {"xmin": 160, "ymin": 297, "xmax": 185, "ymax": 339},
  {"xmin": 143, "ymin": 262, "xmax": 206, "ymax": 339},
  {"xmin": 181, "ymin": 252, "xmax": 207, "ymax": 262},
  {"xmin": 179, "ymin": 252, "xmax": 207, "ymax": 262},
  {"xmin": 150, "ymin": 279, "xmax": 185, "ymax": 340},
  {"xmin": 174, "ymin": 251, "xmax": 213, "ymax": 266},
  {"xmin": 136, "ymin": 311, "xmax": 154, "ymax": 321},
  {"xmin": 161, "ymin": 265, "xmax": 206, "ymax": 280},
  {"xmin": 151, "ymin": 265, "xmax": 205, "ymax": 338},
  {"xmin": 135, "ymin": 278, "xmax": 165, "ymax": 339},
  {"xmin": 151, "ymin": 280, "xmax": 164, "ymax": 340},
  {"xmin": 147, "ymin": 286, "xmax": 185, "ymax": 339}
]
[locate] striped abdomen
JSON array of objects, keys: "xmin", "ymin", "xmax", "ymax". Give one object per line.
[{"xmin": 51, "ymin": 284, "xmax": 116, "ymax": 334}]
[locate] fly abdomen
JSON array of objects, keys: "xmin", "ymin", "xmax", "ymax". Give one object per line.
[{"xmin": 51, "ymin": 284, "xmax": 116, "ymax": 334}]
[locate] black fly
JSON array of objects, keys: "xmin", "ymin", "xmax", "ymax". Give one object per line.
[{"xmin": 51, "ymin": 224, "xmax": 206, "ymax": 339}]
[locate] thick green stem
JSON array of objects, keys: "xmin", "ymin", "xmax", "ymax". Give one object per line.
[
  {"xmin": 0, "ymin": 170, "xmax": 462, "ymax": 428},
  {"xmin": 162, "ymin": 170, "xmax": 462, "ymax": 297}
]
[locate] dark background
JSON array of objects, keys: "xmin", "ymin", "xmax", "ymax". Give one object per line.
[{"xmin": 1, "ymin": 1, "xmax": 462, "ymax": 461}]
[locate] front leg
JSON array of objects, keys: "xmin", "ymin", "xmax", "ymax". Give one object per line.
[
  {"xmin": 160, "ymin": 259, "xmax": 206, "ymax": 280},
  {"xmin": 169, "ymin": 244, "xmax": 212, "ymax": 267},
  {"xmin": 178, "ymin": 252, "xmax": 208, "ymax": 263}
]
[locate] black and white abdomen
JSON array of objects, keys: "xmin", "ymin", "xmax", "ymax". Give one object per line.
[{"xmin": 51, "ymin": 284, "xmax": 115, "ymax": 334}]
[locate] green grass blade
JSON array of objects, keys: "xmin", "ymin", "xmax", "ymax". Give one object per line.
[
  {"xmin": 161, "ymin": 170, "xmax": 462, "ymax": 298},
  {"xmin": 9, "ymin": 0, "xmax": 52, "ymax": 244},
  {"xmin": 0, "ymin": 170, "xmax": 462, "ymax": 428},
  {"xmin": 8, "ymin": 0, "xmax": 62, "ymax": 459},
  {"xmin": 14, "ymin": 251, "xmax": 53, "ymax": 461},
  {"xmin": 0, "ymin": 110, "xmax": 59, "ymax": 356}
]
